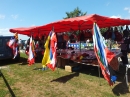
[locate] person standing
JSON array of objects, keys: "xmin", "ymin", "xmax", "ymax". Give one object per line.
[
  {"xmin": 18, "ymin": 39, "xmax": 22, "ymax": 50},
  {"xmin": 24, "ymin": 40, "xmax": 27, "ymax": 49}
]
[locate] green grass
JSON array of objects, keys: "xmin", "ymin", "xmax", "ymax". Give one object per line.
[{"xmin": 0, "ymin": 53, "xmax": 130, "ymax": 97}]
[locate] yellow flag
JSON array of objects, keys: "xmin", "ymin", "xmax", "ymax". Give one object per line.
[{"xmin": 42, "ymin": 34, "xmax": 51, "ymax": 67}]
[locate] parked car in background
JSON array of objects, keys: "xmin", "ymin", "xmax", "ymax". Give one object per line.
[{"xmin": 0, "ymin": 36, "xmax": 20, "ymax": 61}]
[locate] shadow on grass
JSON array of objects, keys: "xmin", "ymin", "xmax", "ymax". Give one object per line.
[
  {"xmin": 79, "ymin": 64, "xmax": 130, "ymax": 95},
  {"xmin": 18, "ymin": 57, "xmax": 28, "ymax": 65},
  {"xmin": 33, "ymin": 67, "xmax": 43, "ymax": 70},
  {"xmin": 0, "ymin": 57, "xmax": 28, "ymax": 66},
  {"xmin": 0, "ymin": 70, "xmax": 16, "ymax": 97},
  {"xmin": 79, "ymin": 65, "xmax": 103, "ymax": 78},
  {"xmin": 111, "ymin": 65, "xmax": 130, "ymax": 96},
  {"xmin": 19, "ymin": 57, "xmax": 42, "ymax": 65},
  {"xmin": 0, "ymin": 59, "xmax": 18, "ymax": 66},
  {"xmin": 50, "ymin": 72, "xmax": 79, "ymax": 83},
  {"xmin": 116, "ymin": 65, "xmax": 130, "ymax": 83},
  {"xmin": 79, "ymin": 64, "xmax": 130, "ymax": 83},
  {"xmin": 112, "ymin": 81, "xmax": 130, "ymax": 96},
  {"xmin": 0, "ymin": 56, "xmax": 42, "ymax": 66}
]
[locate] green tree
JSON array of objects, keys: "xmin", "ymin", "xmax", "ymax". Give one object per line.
[
  {"xmin": 64, "ymin": 7, "xmax": 87, "ymax": 19},
  {"xmin": 100, "ymin": 28, "xmax": 108, "ymax": 35}
]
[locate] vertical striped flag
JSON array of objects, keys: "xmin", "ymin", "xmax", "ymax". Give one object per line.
[
  {"xmin": 42, "ymin": 31, "xmax": 57, "ymax": 71},
  {"xmin": 28, "ymin": 36, "xmax": 35, "ymax": 66},
  {"xmin": 7, "ymin": 37, "xmax": 15, "ymax": 49},
  {"xmin": 13, "ymin": 46, "xmax": 18, "ymax": 59},
  {"xmin": 92, "ymin": 23, "xmax": 118, "ymax": 86},
  {"xmin": 47, "ymin": 31, "xmax": 57, "ymax": 70},
  {"xmin": 13, "ymin": 33, "xmax": 19, "ymax": 59}
]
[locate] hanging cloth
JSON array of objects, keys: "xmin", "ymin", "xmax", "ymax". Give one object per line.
[{"xmin": 111, "ymin": 31, "xmax": 115, "ymax": 41}]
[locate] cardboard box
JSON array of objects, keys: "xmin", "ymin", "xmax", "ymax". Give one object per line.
[
  {"xmin": 65, "ymin": 65, "xmax": 73, "ymax": 72},
  {"xmin": 65, "ymin": 64, "xmax": 80, "ymax": 72}
]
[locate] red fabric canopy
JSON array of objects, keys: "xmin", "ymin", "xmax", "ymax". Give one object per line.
[
  {"xmin": 10, "ymin": 14, "xmax": 130, "ymax": 36},
  {"xmin": 9, "ymin": 26, "xmax": 39, "ymax": 37}
]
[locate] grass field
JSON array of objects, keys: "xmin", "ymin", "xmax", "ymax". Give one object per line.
[{"xmin": 0, "ymin": 53, "xmax": 130, "ymax": 97}]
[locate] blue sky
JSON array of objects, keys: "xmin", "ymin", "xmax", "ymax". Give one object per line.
[{"xmin": 0, "ymin": 0, "xmax": 130, "ymax": 40}]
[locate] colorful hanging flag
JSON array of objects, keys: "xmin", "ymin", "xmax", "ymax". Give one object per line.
[
  {"xmin": 28, "ymin": 36, "xmax": 35, "ymax": 66},
  {"xmin": 42, "ymin": 31, "xmax": 57, "ymax": 71},
  {"xmin": 7, "ymin": 33, "xmax": 19, "ymax": 59},
  {"xmin": 13, "ymin": 33, "xmax": 19, "ymax": 59},
  {"xmin": 7, "ymin": 37, "xmax": 15, "ymax": 49},
  {"xmin": 47, "ymin": 31, "xmax": 57, "ymax": 70},
  {"xmin": 92, "ymin": 23, "xmax": 118, "ymax": 86},
  {"xmin": 42, "ymin": 32, "xmax": 51, "ymax": 69},
  {"xmin": 13, "ymin": 46, "xmax": 18, "ymax": 59}
]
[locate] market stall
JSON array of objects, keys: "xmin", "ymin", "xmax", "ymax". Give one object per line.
[
  {"xmin": 9, "ymin": 14, "xmax": 130, "ymax": 69},
  {"xmin": 9, "ymin": 14, "xmax": 130, "ymax": 86}
]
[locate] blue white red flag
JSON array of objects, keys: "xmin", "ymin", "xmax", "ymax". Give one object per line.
[
  {"xmin": 28, "ymin": 36, "xmax": 35, "ymax": 66},
  {"xmin": 7, "ymin": 37, "xmax": 15, "ymax": 49},
  {"xmin": 47, "ymin": 31, "xmax": 57, "ymax": 71},
  {"xmin": 7, "ymin": 33, "xmax": 19, "ymax": 59},
  {"xmin": 13, "ymin": 46, "xmax": 18, "ymax": 59},
  {"xmin": 92, "ymin": 23, "xmax": 117, "ymax": 86},
  {"xmin": 42, "ymin": 31, "xmax": 57, "ymax": 71}
]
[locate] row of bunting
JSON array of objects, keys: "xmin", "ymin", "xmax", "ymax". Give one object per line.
[{"xmin": 8, "ymin": 23, "xmax": 119, "ymax": 86}]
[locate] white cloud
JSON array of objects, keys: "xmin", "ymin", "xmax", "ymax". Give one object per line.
[
  {"xmin": 124, "ymin": 7, "xmax": 130, "ymax": 13},
  {"xmin": 110, "ymin": 15, "xmax": 122, "ymax": 18},
  {"xmin": 0, "ymin": 14, "xmax": 5, "ymax": 19},
  {"xmin": 0, "ymin": 28, "xmax": 13, "ymax": 36},
  {"xmin": 11, "ymin": 14, "xmax": 18, "ymax": 19}
]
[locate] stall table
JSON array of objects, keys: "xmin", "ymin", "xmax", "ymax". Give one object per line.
[{"xmin": 56, "ymin": 49, "xmax": 122, "ymax": 69}]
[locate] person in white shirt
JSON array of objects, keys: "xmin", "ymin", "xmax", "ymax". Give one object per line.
[{"xmin": 86, "ymin": 39, "xmax": 90, "ymax": 49}]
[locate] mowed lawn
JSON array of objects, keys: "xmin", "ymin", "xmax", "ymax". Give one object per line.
[{"xmin": 0, "ymin": 53, "xmax": 130, "ymax": 97}]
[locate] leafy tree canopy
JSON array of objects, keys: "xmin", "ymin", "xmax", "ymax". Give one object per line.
[{"xmin": 64, "ymin": 7, "xmax": 87, "ymax": 19}]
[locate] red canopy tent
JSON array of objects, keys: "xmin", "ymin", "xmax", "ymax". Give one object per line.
[
  {"xmin": 9, "ymin": 14, "xmax": 130, "ymax": 86},
  {"xmin": 10, "ymin": 14, "xmax": 130, "ymax": 36},
  {"xmin": 9, "ymin": 26, "xmax": 42, "ymax": 38}
]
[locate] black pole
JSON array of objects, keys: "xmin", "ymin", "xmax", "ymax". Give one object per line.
[
  {"xmin": 98, "ymin": 65, "xmax": 101, "ymax": 86},
  {"xmin": 78, "ymin": 25, "xmax": 81, "ymax": 52}
]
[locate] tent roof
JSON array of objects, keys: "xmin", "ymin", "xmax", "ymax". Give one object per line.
[{"xmin": 10, "ymin": 14, "xmax": 130, "ymax": 36}]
